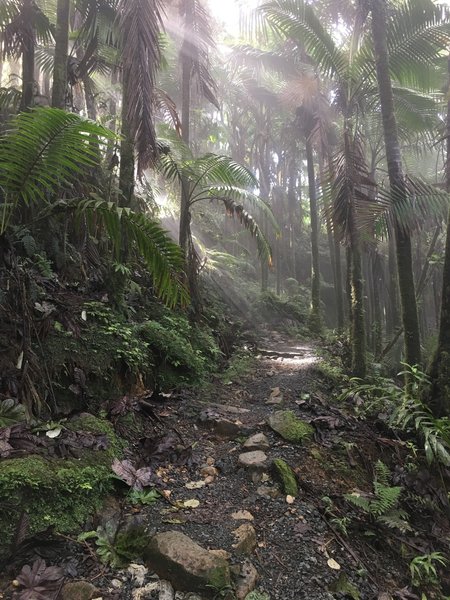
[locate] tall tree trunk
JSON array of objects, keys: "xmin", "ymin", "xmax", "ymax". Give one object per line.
[
  {"xmin": 179, "ymin": 0, "xmax": 201, "ymax": 314},
  {"xmin": 119, "ymin": 73, "xmax": 135, "ymax": 206},
  {"xmin": 371, "ymin": 0, "xmax": 421, "ymax": 368},
  {"xmin": 52, "ymin": 0, "xmax": 70, "ymax": 108},
  {"xmin": 20, "ymin": 0, "xmax": 35, "ymax": 110},
  {"xmin": 0, "ymin": 33, "xmax": 4, "ymax": 85},
  {"xmin": 429, "ymin": 55, "xmax": 450, "ymax": 416},
  {"xmin": 305, "ymin": 138, "xmax": 322, "ymax": 333}
]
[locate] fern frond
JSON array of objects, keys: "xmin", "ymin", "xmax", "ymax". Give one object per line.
[
  {"xmin": 0, "ymin": 107, "xmax": 115, "ymax": 233},
  {"xmin": 75, "ymin": 198, "xmax": 188, "ymax": 307}
]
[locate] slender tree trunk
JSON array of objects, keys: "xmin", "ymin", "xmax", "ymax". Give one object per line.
[
  {"xmin": 20, "ymin": 0, "xmax": 35, "ymax": 110},
  {"xmin": 386, "ymin": 232, "xmax": 400, "ymax": 336},
  {"xmin": 305, "ymin": 138, "xmax": 322, "ymax": 333},
  {"xmin": 119, "ymin": 73, "xmax": 135, "ymax": 206},
  {"xmin": 371, "ymin": 0, "xmax": 421, "ymax": 368},
  {"xmin": 0, "ymin": 34, "xmax": 4, "ymax": 85},
  {"xmin": 429, "ymin": 55, "xmax": 450, "ymax": 416},
  {"xmin": 52, "ymin": 0, "xmax": 70, "ymax": 108}
]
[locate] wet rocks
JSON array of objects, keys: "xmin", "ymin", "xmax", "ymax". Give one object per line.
[
  {"xmin": 145, "ymin": 531, "xmax": 230, "ymax": 595},
  {"xmin": 243, "ymin": 433, "xmax": 270, "ymax": 451},
  {"xmin": 235, "ymin": 560, "xmax": 259, "ymax": 599},
  {"xmin": 232, "ymin": 523, "xmax": 257, "ymax": 555},
  {"xmin": 268, "ymin": 410, "xmax": 314, "ymax": 443},
  {"xmin": 199, "ymin": 408, "xmax": 244, "ymax": 438},
  {"xmin": 61, "ymin": 581, "xmax": 99, "ymax": 600},
  {"xmin": 272, "ymin": 458, "xmax": 298, "ymax": 496},
  {"xmin": 238, "ymin": 451, "xmax": 267, "ymax": 469}
]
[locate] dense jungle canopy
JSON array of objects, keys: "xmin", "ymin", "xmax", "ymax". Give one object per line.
[{"xmin": 0, "ymin": 0, "xmax": 450, "ymax": 598}]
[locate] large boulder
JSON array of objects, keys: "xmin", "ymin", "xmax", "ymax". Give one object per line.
[
  {"xmin": 145, "ymin": 531, "xmax": 230, "ymax": 596},
  {"xmin": 268, "ymin": 411, "xmax": 313, "ymax": 443}
]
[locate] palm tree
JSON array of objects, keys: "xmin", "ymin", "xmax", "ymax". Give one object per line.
[
  {"xmin": 52, "ymin": 0, "xmax": 70, "ymax": 108},
  {"xmin": 260, "ymin": 0, "xmax": 450, "ymax": 376}
]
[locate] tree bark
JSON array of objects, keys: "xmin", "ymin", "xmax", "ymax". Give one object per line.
[
  {"xmin": 20, "ymin": 0, "xmax": 35, "ymax": 110},
  {"xmin": 428, "ymin": 54, "xmax": 450, "ymax": 416},
  {"xmin": 52, "ymin": 0, "xmax": 70, "ymax": 108},
  {"xmin": 305, "ymin": 138, "xmax": 322, "ymax": 333},
  {"xmin": 371, "ymin": 0, "xmax": 421, "ymax": 368}
]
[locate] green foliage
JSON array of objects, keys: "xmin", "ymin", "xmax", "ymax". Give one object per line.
[
  {"xmin": 339, "ymin": 364, "xmax": 450, "ymax": 468},
  {"xmin": 75, "ymin": 198, "xmax": 188, "ymax": 307},
  {"xmin": 128, "ymin": 488, "xmax": 160, "ymax": 505},
  {"xmin": 220, "ymin": 349, "xmax": 256, "ymax": 384},
  {"xmin": 345, "ymin": 461, "xmax": 411, "ymax": 533},
  {"xmin": 0, "ymin": 107, "xmax": 114, "ymax": 233},
  {"xmin": 409, "ymin": 552, "xmax": 447, "ymax": 588},
  {"xmin": 252, "ymin": 291, "xmax": 309, "ymax": 326},
  {"xmin": 79, "ymin": 521, "xmax": 150, "ymax": 568},
  {"xmin": 0, "ymin": 455, "xmax": 114, "ymax": 557},
  {"xmin": 0, "ymin": 398, "xmax": 26, "ymax": 426}
]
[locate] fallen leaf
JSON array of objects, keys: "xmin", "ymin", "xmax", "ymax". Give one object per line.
[
  {"xmin": 185, "ymin": 480, "xmax": 206, "ymax": 490},
  {"xmin": 286, "ymin": 495, "xmax": 295, "ymax": 504},
  {"xmin": 327, "ymin": 558, "xmax": 341, "ymax": 570},
  {"xmin": 183, "ymin": 499, "xmax": 200, "ymax": 508},
  {"xmin": 46, "ymin": 427, "xmax": 62, "ymax": 438}
]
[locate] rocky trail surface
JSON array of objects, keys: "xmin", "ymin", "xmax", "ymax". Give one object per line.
[{"xmin": 3, "ymin": 332, "xmax": 448, "ymax": 600}]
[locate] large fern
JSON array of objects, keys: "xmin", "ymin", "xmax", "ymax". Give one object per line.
[
  {"xmin": 0, "ymin": 107, "xmax": 114, "ymax": 232},
  {"xmin": 75, "ymin": 198, "xmax": 188, "ymax": 307},
  {"xmin": 345, "ymin": 461, "xmax": 411, "ymax": 532}
]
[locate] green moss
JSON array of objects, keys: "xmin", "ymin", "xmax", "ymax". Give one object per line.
[
  {"xmin": 0, "ymin": 451, "xmax": 114, "ymax": 558},
  {"xmin": 244, "ymin": 593, "xmax": 270, "ymax": 600},
  {"xmin": 268, "ymin": 410, "xmax": 314, "ymax": 443},
  {"xmin": 272, "ymin": 459, "xmax": 298, "ymax": 496},
  {"xmin": 66, "ymin": 414, "xmax": 126, "ymax": 460},
  {"xmin": 207, "ymin": 563, "xmax": 231, "ymax": 591}
]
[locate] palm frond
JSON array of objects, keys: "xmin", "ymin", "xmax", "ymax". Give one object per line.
[
  {"xmin": 75, "ymin": 197, "xmax": 188, "ymax": 307},
  {"xmin": 380, "ymin": 176, "xmax": 450, "ymax": 234},
  {"xmin": 118, "ymin": 0, "xmax": 164, "ymax": 173},
  {"xmin": 179, "ymin": 0, "xmax": 219, "ymax": 109},
  {"xmin": 259, "ymin": 0, "xmax": 348, "ymax": 81},
  {"xmin": 221, "ymin": 197, "xmax": 273, "ymax": 265}
]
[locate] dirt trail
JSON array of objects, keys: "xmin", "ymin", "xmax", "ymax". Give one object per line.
[{"xmin": 136, "ymin": 332, "xmax": 387, "ymax": 600}]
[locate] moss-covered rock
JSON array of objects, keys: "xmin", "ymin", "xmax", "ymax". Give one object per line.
[
  {"xmin": 268, "ymin": 411, "xmax": 313, "ymax": 444},
  {"xmin": 145, "ymin": 531, "xmax": 230, "ymax": 596},
  {"xmin": 0, "ymin": 415, "xmax": 125, "ymax": 558},
  {"xmin": 272, "ymin": 459, "xmax": 298, "ymax": 496},
  {"xmin": 245, "ymin": 592, "xmax": 270, "ymax": 600}
]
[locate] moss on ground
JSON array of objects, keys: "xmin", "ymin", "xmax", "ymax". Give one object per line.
[
  {"xmin": 268, "ymin": 410, "xmax": 314, "ymax": 443},
  {"xmin": 0, "ymin": 415, "xmax": 125, "ymax": 558},
  {"xmin": 273, "ymin": 458, "xmax": 298, "ymax": 496}
]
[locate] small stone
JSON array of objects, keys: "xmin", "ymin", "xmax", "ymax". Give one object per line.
[
  {"xmin": 201, "ymin": 465, "xmax": 219, "ymax": 478},
  {"xmin": 238, "ymin": 451, "xmax": 267, "ymax": 469},
  {"xmin": 243, "ymin": 434, "xmax": 270, "ymax": 451},
  {"xmin": 61, "ymin": 582, "xmax": 99, "ymax": 600},
  {"xmin": 132, "ymin": 582, "xmax": 159, "ymax": 600},
  {"xmin": 128, "ymin": 564, "xmax": 148, "ymax": 587},
  {"xmin": 232, "ymin": 523, "xmax": 257, "ymax": 555},
  {"xmin": 268, "ymin": 411, "xmax": 314, "ymax": 443},
  {"xmin": 235, "ymin": 560, "xmax": 259, "ymax": 600},
  {"xmin": 199, "ymin": 409, "xmax": 245, "ymax": 438},
  {"xmin": 206, "ymin": 457, "xmax": 215, "ymax": 465},
  {"xmin": 256, "ymin": 485, "xmax": 282, "ymax": 500},
  {"xmin": 145, "ymin": 531, "xmax": 230, "ymax": 595},
  {"xmin": 159, "ymin": 580, "xmax": 175, "ymax": 600},
  {"xmin": 272, "ymin": 459, "xmax": 298, "ymax": 496},
  {"xmin": 111, "ymin": 579, "xmax": 123, "ymax": 589},
  {"xmin": 266, "ymin": 387, "xmax": 283, "ymax": 405},
  {"xmin": 204, "ymin": 475, "xmax": 215, "ymax": 484},
  {"xmin": 231, "ymin": 510, "xmax": 254, "ymax": 521}
]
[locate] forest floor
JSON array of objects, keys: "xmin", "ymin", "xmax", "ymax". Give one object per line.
[{"xmin": 2, "ymin": 330, "xmax": 449, "ymax": 600}]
